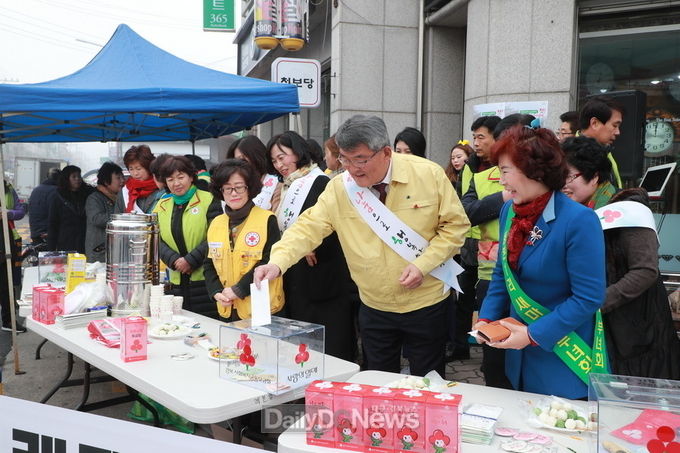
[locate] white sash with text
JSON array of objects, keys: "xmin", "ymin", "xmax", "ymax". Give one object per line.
[
  {"xmin": 343, "ymin": 173, "xmax": 463, "ymax": 293},
  {"xmin": 278, "ymin": 167, "xmax": 326, "ymax": 231},
  {"xmin": 253, "ymin": 174, "xmax": 279, "ymax": 210}
]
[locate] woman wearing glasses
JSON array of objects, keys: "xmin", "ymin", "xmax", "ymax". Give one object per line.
[
  {"xmin": 204, "ymin": 159, "xmax": 284, "ymax": 320},
  {"xmin": 227, "ymin": 135, "xmax": 283, "ymax": 213},
  {"xmin": 267, "ymin": 131, "xmax": 359, "ymax": 362},
  {"xmin": 153, "ymin": 156, "xmax": 217, "ymax": 318},
  {"xmin": 561, "ymin": 136, "xmax": 616, "ymax": 209}
]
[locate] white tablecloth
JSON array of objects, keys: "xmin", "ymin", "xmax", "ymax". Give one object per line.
[{"xmin": 26, "ymin": 311, "xmax": 359, "ymax": 424}]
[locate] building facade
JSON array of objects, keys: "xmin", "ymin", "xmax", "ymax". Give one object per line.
[{"xmin": 235, "ymin": 1, "xmax": 680, "ymax": 262}]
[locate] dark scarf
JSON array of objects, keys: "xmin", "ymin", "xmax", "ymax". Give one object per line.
[
  {"xmin": 124, "ymin": 177, "xmax": 157, "ymax": 213},
  {"xmin": 507, "ymin": 191, "xmax": 551, "ymax": 270},
  {"xmin": 224, "ymin": 200, "xmax": 254, "ymax": 247},
  {"xmin": 225, "ymin": 200, "xmax": 254, "ymax": 230}
]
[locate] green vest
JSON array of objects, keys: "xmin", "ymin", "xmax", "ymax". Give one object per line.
[
  {"xmin": 607, "ymin": 152, "xmax": 623, "ymax": 189},
  {"xmin": 460, "ymin": 165, "xmax": 480, "ymax": 240},
  {"xmin": 153, "ymin": 189, "xmax": 213, "ymax": 285},
  {"xmin": 5, "ymin": 182, "xmax": 20, "ymax": 240},
  {"xmin": 474, "ymin": 166, "xmax": 503, "ymax": 280}
]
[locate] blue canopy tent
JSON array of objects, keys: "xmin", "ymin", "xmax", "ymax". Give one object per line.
[
  {"xmin": 0, "ymin": 24, "xmax": 299, "ymax": 143},
  {"xmin": 0, "ymin": 24, "xmax": 299, "ymax": 362}
]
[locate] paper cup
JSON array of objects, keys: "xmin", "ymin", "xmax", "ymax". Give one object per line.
[
  {"xmin": 160, "ymin": 310, "xmax": 173, "ymax": 322},
  {"xmin": 160, "ymin": 294, "xmax": 174, "ymax": 312},
  {"xmin": 172, "ymin": 296, "xmax": 183, "ymax": 315}
]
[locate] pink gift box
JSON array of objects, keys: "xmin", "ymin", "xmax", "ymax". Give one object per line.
[
  {"xmin": 305, "ymin": 380, "xmax": 338, "ymax": 448},
  {"xmin": 333, "ymin": 382, "xmax": 370, "ymax": 451},
  {"xmin": 31, "ymin": 284, "xmax": 51, "ymax": 322},
  {"xmin": 39, "ymin": 288, "xmax": 64, "ymax": 325},
  {"xmin": 393, "ymin": 389, "xmax": 429, "ymax": 453},
  {"xmin": 120, "ymin": 316, "xmax": 147, "ymax": 362},
  {"xmin": 425, "ymin": 392, "xmax": 463, "ymax": 453},
  {"xmin": 364, "ymin": 386, "xmax": 398, "ymax": 453}
]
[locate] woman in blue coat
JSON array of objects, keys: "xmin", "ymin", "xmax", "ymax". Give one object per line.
[{"xmin": 474, "ymin": 125, "xmax": 607, "ymax": 400}]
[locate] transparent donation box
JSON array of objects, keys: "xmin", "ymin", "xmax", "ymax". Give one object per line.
[
  {"xmin": 219, "ymin": 316, "xmax": 325, "ymax": 395},
  {"xmin": 589, "ymin": 374, "xmax": 680, "ymax": 453}
]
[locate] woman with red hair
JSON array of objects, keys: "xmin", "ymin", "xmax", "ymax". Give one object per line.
[
  {"xmin": 115, "ymin": 145, "xmax": 161, "ymax": 214},
  {"xmin": 473, "ymin": 125, "xmax": 607, "ymax": 399}
]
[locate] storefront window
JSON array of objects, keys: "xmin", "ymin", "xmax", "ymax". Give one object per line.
[{"xmin": 578, "ymin": 16, "xmax": 680, "ymax": 216}]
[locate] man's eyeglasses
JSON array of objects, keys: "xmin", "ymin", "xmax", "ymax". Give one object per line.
[
  {"xmin": 565, "ymin": 173, "xmax": 581, "ymax": 184},
  {"xmin": 221, "ymin": 185, "xmax": 248, "ymax": 194},
  {"xmin": 337, "ymin": 150, "xmax": 382, "ymax": 169},
  {"xmin": 556, "ymin": 130, "xmax": 575, "ymax": 138}
]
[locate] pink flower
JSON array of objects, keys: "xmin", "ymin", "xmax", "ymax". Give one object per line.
[{"xmin": 602, "ymin": 209, "xmax": 622, "ymax": 223}]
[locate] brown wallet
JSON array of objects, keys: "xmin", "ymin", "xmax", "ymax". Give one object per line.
[{"xmin": 477, "ymin": 317, "xmax": 525, "ymax": 342}]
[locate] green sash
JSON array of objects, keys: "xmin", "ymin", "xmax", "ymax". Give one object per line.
[{"xmin": 501, "ymin": 207, "xmax": 609, "ymax": 385}]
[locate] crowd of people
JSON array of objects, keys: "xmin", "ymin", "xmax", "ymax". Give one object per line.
[{"xmin": 4, "ymin": 95, "xmax": 679, "ymax": 398}]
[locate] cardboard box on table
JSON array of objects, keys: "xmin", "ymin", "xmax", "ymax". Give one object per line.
[
  {"xmin": 425, "ymin": 392, "xmax": 463, "ymax": 453},
  {"xmin": 219, "ymin": 316, "xmax": 324, "ymax": 395},
  {"xmin": 393, "ymin": 389, "xmax": 429, "ymax": 453},
  {"xmin": 589, "ymin": 374, "xmax": 680, "ymax": 453},
  {"xmin": 364, "ymin": 385, "xmax": 398, "ymax": 453},
  {"xmin": 333, "ymin": 382, "xmax": 369, "ymax": 451},
  {"xmin": 305, "ymin": 380, "xmax": 338, "ymax": 448}
]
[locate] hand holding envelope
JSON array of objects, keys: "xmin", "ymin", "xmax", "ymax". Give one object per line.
[{"xmin": 470, "ymin": 317, "xmax": 531, "ymax": 349}]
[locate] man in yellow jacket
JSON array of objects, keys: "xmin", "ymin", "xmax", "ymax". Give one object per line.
[{"xmin": 255, "ymin": 115, "xmax": 470, "ymax": 376}]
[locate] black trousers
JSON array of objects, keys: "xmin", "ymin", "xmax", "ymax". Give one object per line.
[
  {"xmin": 450, "ymin": 263, "xmax": 478, "ymax": 350},
  {"xmin": 476, "ymin": 278, "xmax": 513, "ymax": 389},
  {"xmin": 359, "ymin": 298, "xmax": 448, "ymax": 377},
  {"xmin": 1, "ymin": 261, "xmax": 12, "ymax": 325}
]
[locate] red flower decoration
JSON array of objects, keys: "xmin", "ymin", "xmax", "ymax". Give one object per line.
[
  {"xmin": 397, "ymin": 426, "xmax": 418, "ymax": 442},
  {"xmin": 602, "ymin": 209, "xmax": 622, "ymax": 223},
  {"xmin": 239, "ymin": 343, "xmax": 255, "ymax": 369},
  {"xmin": 367, "ymin": 427, "xmax": 387, "ymax": 445},
  {"xmin": 295, "ymin": 343, "xmax": 310, "ymax": 366},
  {"xmin": 428, "ymin": 429, "xmax": 451, "ymax": 447},
  {"xmin": 337, "ymin": 418, "xmax": 356, "ymax": 434},
  {"xmin": 237, "ymin": 333, "xmax": 251, "ymax": 350},
  {"xmin": 131, "ymin": 340, "xmax": 143, "ymax": 352},
  {"xmin": 647, "ymin": 426, "xmax": 680, "ymax": 453}
]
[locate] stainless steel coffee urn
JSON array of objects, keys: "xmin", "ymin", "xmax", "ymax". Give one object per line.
[{"xmin": 106, "ymin": 213, "xmax": 159, "ymax": 314}]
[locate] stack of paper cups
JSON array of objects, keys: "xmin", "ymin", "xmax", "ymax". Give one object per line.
[
  {"xmin": 149, "ymin": 284, "xmax": 164, "ymax": 319},
  {"xmin": 172, "ymin": 296, "xmax": 183, "ymax": 315},
  {"xmin": 160, "ymin": 294, "xmax": 174, "ymax": 321}
]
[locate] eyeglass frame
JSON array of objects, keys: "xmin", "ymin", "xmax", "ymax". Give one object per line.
[
  {"xmin": 220, "ymin": 185, "xmax": 248, "ymax": 195},
  {"xmin": 565, "ymin": 172, "xmax": 582, "ymax": 184},
  {"xmin": 555, "ymin": 130, "xmax": 575, "ymax": 138},
  {"xmin": 337, "ymin": 147, "xmax": 385, "ymax": 169}
]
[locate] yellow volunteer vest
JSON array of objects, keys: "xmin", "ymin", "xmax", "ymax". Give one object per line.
[
  {"xmin": 473, "ymin": 166, "xmax": 503, "ymax": 281},
  {"xmin": 206, "ymin": 206, "xmax": 285, "ymax": 319},
  {"xmin": 153, "ymin": 189, "xmax": 213, "ymax": 284}
]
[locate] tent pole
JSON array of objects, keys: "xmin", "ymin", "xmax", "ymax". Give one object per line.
[
  {"xmin": 0, "ymin": 142, "xmax": 23, "ymax": 374},
  {"xmin": 296, "ymin": 113, "xmax": 303, "ymax": 138},
  {"xmin": 191, "ymin": 141, "xmax": 196, "ymax": 155}
]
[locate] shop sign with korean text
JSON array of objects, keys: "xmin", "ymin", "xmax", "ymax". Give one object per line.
[{"xmin": 271, "ymin": 57, "xmax": 321, "ymax": 108}]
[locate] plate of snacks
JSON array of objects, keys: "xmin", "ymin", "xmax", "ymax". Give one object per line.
[
  {"xmin": 148, "ymin": 322, "xmax": 192, "ymax": 339},
  {"xmin": 385, "ymin": 375, "xmax": 431, "ymax": 390},
  {"xmin": 208, "ymin": 347, "xmax": 240, "ymax": 361},
  {"xmin": 529, "ymin": 397, "xmax": 597, "ymax": 432}
]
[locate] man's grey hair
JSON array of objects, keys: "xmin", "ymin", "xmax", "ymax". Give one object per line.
[{"xmin": 335, "ymin": 115, "xmax": 390, "ymax": 153}]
